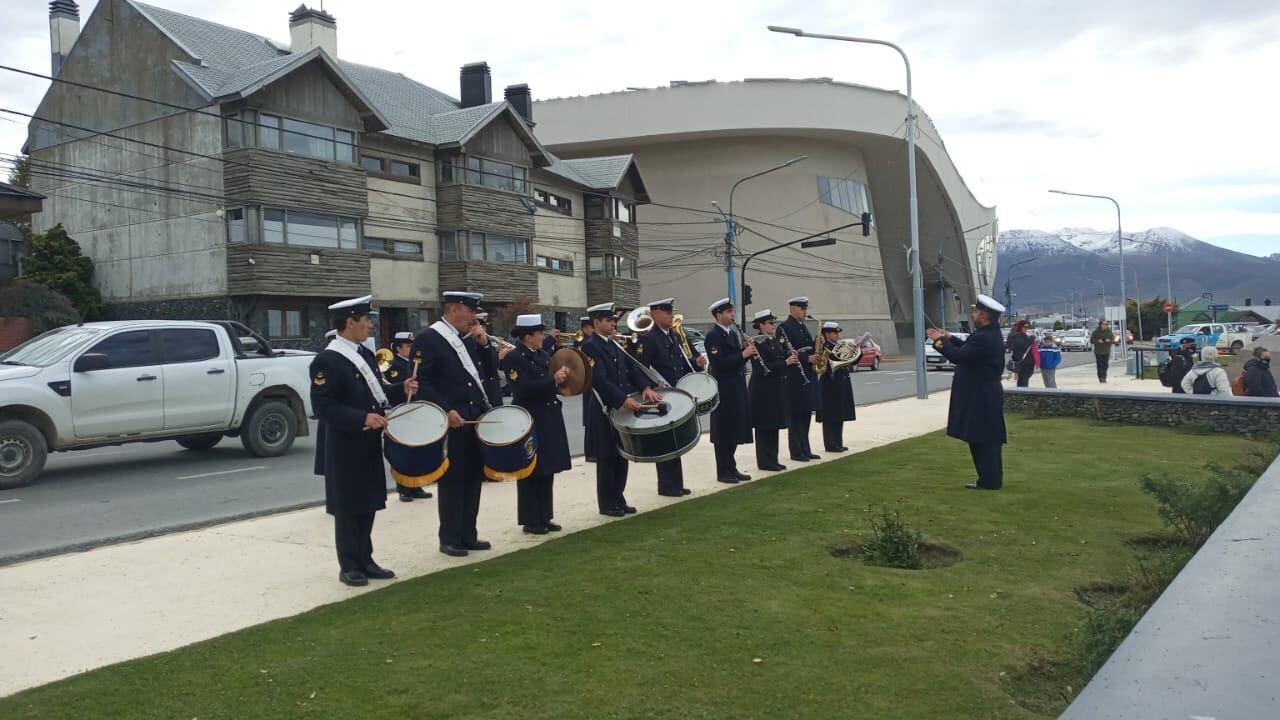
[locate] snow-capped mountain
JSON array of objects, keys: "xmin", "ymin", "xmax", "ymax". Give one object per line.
[
  {"xmin": 1269, "ymin": 253, "xmax": 1280, "ymax": 262},
  {"xmin": 994, "ymin": 227, "xmax": 1278, "ymax": 312}
]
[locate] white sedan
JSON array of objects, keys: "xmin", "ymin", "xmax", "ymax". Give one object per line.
[
  {"xmin": 1060, "ymin": 330, "xmax": 1091, "ymax": 351},
  {"xmin": 924, "ymin": 332, "xmax": 968, "ymax": 370}
]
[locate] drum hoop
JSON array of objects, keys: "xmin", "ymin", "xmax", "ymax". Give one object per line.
[
  {"xmin": 617, "ymin": 428, "xmax": 701, "ymax": 463},
  {"xmin": 609, "ymin": 389, "xmax": 696, "ymax": 435},
  {"xmin": 384, "ymin": 402, "xmax": 448, "ymax": 447},
  {"xmin": 477, "ymin": 405, "xmax": 534, "ymax": 447}
]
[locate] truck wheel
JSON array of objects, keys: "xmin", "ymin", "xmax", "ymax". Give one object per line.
[
  {"xmin": 240, "ymin": 400, "xmax": 297, "ymax": 457},
  {"xmin": 177, "ymin": 434, "xmax": 223, "ymax": 451},
  {"xmin": 1231, "ymin": 340, "xmax": 1244, "ymax": 352},
  {"xmin": 0, "ymin": 420, "xmax": 48, "ymax": 490},
  {"xmin": 871, "ymin": 357, "xmax": 881, "ymax": 371}
]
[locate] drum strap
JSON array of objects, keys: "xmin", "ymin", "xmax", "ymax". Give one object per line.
[
  {"xmin": 429, "ymin": 320, "xmax": 486, "ymax": 396},
  {"xmin": 326, "ymin": 339, "xmax": 388, "ymax": 406}
]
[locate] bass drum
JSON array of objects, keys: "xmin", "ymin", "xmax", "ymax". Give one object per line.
[
  {"xmin": 476, "ymin": 405, "xmax": 539, "ymax": 481},
  {"xmin": 383, "ymin": 401, "xmax": 449, "ymax": 487},
  {"xmin": 676, "ymin": 372, "xmax": 719, "ymax": 415},
  {"xmin": 608, "ymin": 387, "xmax": 700, "ymax": 463}
]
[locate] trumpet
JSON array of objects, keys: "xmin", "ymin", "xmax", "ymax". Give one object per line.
[{"xmin": 375, "ymin": 347, "xmax": 395, "ymax": 373}]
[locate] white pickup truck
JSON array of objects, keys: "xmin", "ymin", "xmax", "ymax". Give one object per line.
[{"xmin": 0, "ymin": 320, "xmax": 314, "ymax": 488}]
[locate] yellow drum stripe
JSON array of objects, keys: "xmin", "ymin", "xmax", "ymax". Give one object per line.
[
  {"xmin": 483, "ymin": 456, "xmax": 539, "ymax": 482},
  {"xmin": 391, "ymin": 457, "xmax": 450, "ymax": 488}
]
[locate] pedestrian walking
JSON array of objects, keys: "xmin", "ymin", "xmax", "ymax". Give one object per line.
[
  {"xmin": 1181, "ymin": 346, "xmax": 1232, "ymax": 397},
  {"xmin": 1038, "ymin": 333, "xmax": 1062, "ymax": 388},
  {"xmin": 1090, "ymin": 320, "xmax": 1118, "ymax": 382},
  {"xmin": 1005, "ymin": 320, "xmax": 1036, "ymax": 387},
  {"xmin": 1242, "ymin": 346, "xmax": 1278, "ymax": 397}
]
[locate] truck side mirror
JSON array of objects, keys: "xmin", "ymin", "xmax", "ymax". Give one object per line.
[{"xmin": 73, "ymin": 353, "xmax": 110, "ymax": 372}]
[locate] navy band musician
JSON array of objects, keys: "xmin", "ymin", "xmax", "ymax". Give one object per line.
[
  {"xmin": 632, "ymin": 297, "xmax": 706, "ymax": 496},
  {"xmin": 816, "ymin": 321, "xmax": 856, "ymax": 452},
  {"xmin": 747, "ymin": 309, "xmax": 796, "ymax": 472},
  {"xmin": 704, "ymin": 297, "xmax": 755, "ymax": 483},
  {"xmin": 778, "ymin": 296, "xmax": 821, "ymax": 462}
]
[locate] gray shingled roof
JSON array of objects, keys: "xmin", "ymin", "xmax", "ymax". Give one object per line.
[
  {"xmin": 540, "ymin": 153, "xmax": 594, "ymax": 188},
  {"xmin": 561, "ymin": 155, "xmax": 636, "ymax": 190}
]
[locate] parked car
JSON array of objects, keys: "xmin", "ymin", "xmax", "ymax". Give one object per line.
[
  {"xmin": 1060, "ymin": 329, "xmax": 1090, "ymax": 351},
  {"xmin": 854, "ymin": 333, "xmax": 882, "ymax": 371},
  {"xmin": 1154, "ymin": 323, "xmax": 1252, "ymax": 354},
  {"xmin": 925, "ymin": 332, "xmax": 968, "ymax": 370},
  {"xmin": 0, "ymin": 320, "xmax": 315, "ymax": 489}
]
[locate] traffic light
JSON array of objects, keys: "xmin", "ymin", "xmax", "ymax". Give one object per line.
[
  {"xmin": 743, "ymin": 284, "xmax": 754, "ymax": 305},
  {"xmin": 861, "ymin": 212, "xmax": 872, "ymax": 236}
]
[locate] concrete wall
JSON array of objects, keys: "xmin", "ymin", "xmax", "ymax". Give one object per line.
[
  {"xmin": 1005, "ymin": 388, "xmax": 1280, "ymax": 435},
  {"xmin": 30, "ymin": 111, "xmax": 228, "ymax": 302}
]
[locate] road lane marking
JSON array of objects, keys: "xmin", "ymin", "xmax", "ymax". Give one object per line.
[
  {"xmin": 0, "ymin": 498, "xmax": 20, "ymax": 505},
  {"xmin": 176, "ymin": 466, "xmax": 267, "ymax": 480},
  {"xmin": 866, "ymin": 381, "xmax": 880, "ymax": 385},
  {"xmin": 886, "ymin": 370, "xmax": 916, "ymax": 375}
]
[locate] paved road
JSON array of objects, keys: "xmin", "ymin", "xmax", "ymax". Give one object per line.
[{"xmin": 0, "ymin": 353, "xmax": 1093, "ymax": 564}]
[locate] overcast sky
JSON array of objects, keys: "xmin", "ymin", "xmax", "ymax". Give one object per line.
[{"xmin": 3, "ymin": 0, "xmax": 1278, "ymax": 256}]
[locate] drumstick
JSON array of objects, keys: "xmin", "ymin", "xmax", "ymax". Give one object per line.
[
  {"xmin": 461, "ymin": 420, "xmax": 501, "ymax": 424},
  {"xmin": 406, "ymin": 358, "xmax": 421, "ymax": 402}
]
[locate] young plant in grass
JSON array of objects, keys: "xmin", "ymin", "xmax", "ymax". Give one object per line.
[
  {"xmin": 860, "ymin": 504, "xmax": 923, "ymax": 569},
  {"xmin": 1139, "ymin": 463, "xmax": 1256, "ymax": 547}
]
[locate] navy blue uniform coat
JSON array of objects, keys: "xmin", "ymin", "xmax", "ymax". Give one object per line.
[
  {"xmin": 749, "ymin": 334, "xmax": 790, "ymax": 430},
  {"xmin": 779, "ymin": 316, "xmax": 820, "ymax": 411},
  {"xmin": 310, "ymin": 345, "xmax": 406, "ymax": 516},
  {"xmin": 933, "ymin": 323, "xmax": 1007, "ymax": 445},
  {"xmin": 502, "ymin": 344, "xmax": 572, "ymax": 475},
  {"xmin": 705, "ymin": 325, "xmax": 753, "ymax": 445},
  {"xmin": 816, "ymin": 339, "xmax": 856, "ymax": 423},
  {"xmin": 582, "ymin": 333, "xmax": 653, "ymax": 460}
]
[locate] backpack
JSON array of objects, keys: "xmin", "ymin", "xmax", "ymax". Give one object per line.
[
  {"xmin": 1157, "ymin": 359, "xmax": 1174, "ymax": 387},
  {"xmin": 1230, "ymin": 373, "xmax": 1246, "ymax": 396},
  {"xmin": 1191, "ymin": 371, "xmax": 1212, "ymax": 395}
]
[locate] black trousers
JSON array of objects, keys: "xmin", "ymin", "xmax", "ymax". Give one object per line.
[
  {"xmin": 822, "ymin": 420, "xmax": 845, "ymax": 451},
  {"xmin": 1095, "ymin": 353, "xmax": 1110, "ymax": 381},
  {"xmin": 755, "ymin": 428, "xmax": 781, "ymax": 467},
  {"xmin": 787, "ymin": 409, "xmax": 814, "ymax": 460},
  {"xmin": 656, "ymin": 458, "xmax": 685, "ymax": 493},
  {"xmin": 714, "ymin": 443, "xmax": 739, "ymax": 478},
  {"xmin": 437, "ymin": 427, "xmax": 483, "ymax": 546},
  {"xmin": 596, "ymin": 456, "xmax": 629, "ymax": 512},
  {"xmin": 968, "ymin": 443, "xmax": 1004, "ymax": 489},
  {"xmin": 1016, "ymin": 363, "xmax": 1035, "ymax": 387},
  {"xmin": 517, "ymin": 474, "xmax": 555, "ymax": 527},
  {"xmin": 334, "ymin": 512, "xmax": 376, "ymax": 572}
]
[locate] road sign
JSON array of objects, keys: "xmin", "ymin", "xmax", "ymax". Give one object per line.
[
  {"xmin": 1163, "ymin": 302, "xmax": 1175, "ymax": 314},
  {"xmin": 1105, "ymin": 306, "xmax": 1125, "ymax": 322},
  {"xmin": 1209, "ymin": 304, "xmax": 1230, "ymax": 312}
]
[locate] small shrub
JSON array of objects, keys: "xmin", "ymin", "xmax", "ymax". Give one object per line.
[
  {"xmin": 1124, "ymin": 545, "xmax": 1192, "ymax": 610},
  {"xmin": 860, "ymin": 505, "xmax": 923, "ymax": 569},
  {"xmin": 1074, "ymin": 608, "xmax": 1139, "ymax": 677},
  {"xmin": 1139, "ymin": 463, "xmax": 1256, "ymax": 547}
]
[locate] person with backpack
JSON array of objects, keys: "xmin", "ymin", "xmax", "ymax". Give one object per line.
[
  {"xmin": 1089, "ymin": 320, "xmax": 1118, "ymax": 383},
  {"xmin": 1160, "ymin": 337, "xmax": 1198, "ymax": 394},
  {"xmin": 1005, "ymin": 320, "xmax": 1036, "ymax": 387},
  {"xmin": 1242, "ymin": 346, "xmax": 1278, "ymax": 397},
  {"xmin": 1181, "ymin": 346, "xmax": 1232, "ymax": 397},
  {"xmin": 1038, "ymin": 333, "xmax": 1063, "ymax": 388}
]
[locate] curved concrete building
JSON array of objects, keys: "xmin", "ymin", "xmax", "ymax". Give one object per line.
[{"xmin": 535, "ymin": 78, "xmax": 997, "ymax": 352}]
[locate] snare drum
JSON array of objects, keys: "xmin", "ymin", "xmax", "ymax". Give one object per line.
[
  {"xmin": 676, "ymin": 372, "xmax": 719, "ymax": 415},
  {"xmin": 477, "ymin": 405, "xmax": 539, "ymax": 481},
  {"xmin": 608, "ymin": 387, "xmax": 700, "ymax": 463},
  {"xmin": 383, "ymin": 401, "xmax": 449, "ymax": 487}
]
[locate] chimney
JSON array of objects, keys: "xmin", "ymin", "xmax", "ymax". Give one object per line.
[
  {"xmin": 460, "ymin": 62, "xmax": 492, "ymax": 108},
  {"xmin": 289, "ymin": 4, "xmax": 337, "ymax": 57},
  {"xmin": 504, "ymin": 84, "xmax": 533, "ymax": 122},
  {"xmin": 49, "ymin": 0, "xmax": 80, "ymax": 76}
]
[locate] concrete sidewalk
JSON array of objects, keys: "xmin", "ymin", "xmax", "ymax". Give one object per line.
[{"xmin": 0, "ymin": 362, "xmax": 1129, "ymax": 696}]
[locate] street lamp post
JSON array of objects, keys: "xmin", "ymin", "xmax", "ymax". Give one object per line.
[
  {"xmin": 1086, "ymin": 278, "xmax": 1107, "ymax": 319},
  {"xmin": 1003, "ymin": 257, "xmax": 1039, "ymax": 320},
  {"xmin": 1050, "ymin": 189, "xmax": 1126, "ymax": 368},
  {"xmin": 714, "ymin": 156, "xmax": 808, "ymax": 307},
  {"xmin": 1127, "ymin": 236, "xmax": 1173, "ymax": 334},
  {"xmin": 769, "ymin": 25, "xmax": 927, "ymax": 399}
]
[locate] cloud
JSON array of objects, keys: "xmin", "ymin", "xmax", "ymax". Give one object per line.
[{"xmin": 941, "ymin": 112, "xmax": 1100, "ymax": 139}]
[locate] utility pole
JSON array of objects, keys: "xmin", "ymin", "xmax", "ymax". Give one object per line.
[{"xmin": 936, "ymin": 254, "xmax": 946, "ymax": 329}]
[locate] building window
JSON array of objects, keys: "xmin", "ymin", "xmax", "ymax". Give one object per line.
[
  {"xmin": 536, "ymin": 255, "xmax": 574, "ymax": 273},
  {"xmin": 226, "ymin": 208, "xmax": 246, "ymax": 244},
  {"xmin": 438, "ymin": 154, "xmax": 528, "ymax": 194},
  {"xmin": 360, "ymin": 153, "xmax": 421, "ymax": 183},
  {"xmin": 359, "ymin": 155, "xmax": 382, "ymax": 172},
  {"xmin": 585, "ymin": 196, "xmax": 607, "ymax": 220},
  {"xmin": 587, "ymin": 254, "xmax": 636, "ymax": 279},
  {"xmin": 267, "ymin": 306, "xmax": 307, "ymax": 338},
  {"xmin": 614, "ymin": 198, "xmax": 636, "ymax": 224},
  {"xmin": 818, "ymin": 176, "xmax": 874, "ymax": 219},
  {"xmin": 363, "ymin": 237, "xmax": 423, "ymax": 257},
  {"xmin": 230, "ymin": 110, "xmax": 356, "ymax": 163},
  {"xmin": 260, "ymin": 208, "xmax": 359, "ymax": 250},
  {"xmin": 437, "ymin": 229, "xmax": 531, "ymax": 264},
  {"xmin": 534, "ymin": 188, "xmax": 572, "ymax": 214}
]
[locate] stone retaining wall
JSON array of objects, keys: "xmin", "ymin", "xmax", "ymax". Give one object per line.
[{"xmin": 1004, "ymin": 388, "xmax": 1280, "ymax": 436}]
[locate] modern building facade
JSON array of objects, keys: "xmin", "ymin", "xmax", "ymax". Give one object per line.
[
  {"xmin": 25, "ymin": 1, "xmax": 646, "ymax": 348},
  {"xmin": 535, "ymin": 80, "xmax": 998, "ymax": 353}
]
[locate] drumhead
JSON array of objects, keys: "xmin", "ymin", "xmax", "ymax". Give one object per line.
[
  {"xmin": 610, "ymin": 388, "xmax": 696, "ymax": 430},
  {"xmin": 676, "ymin": 372, "xmax": 718, "ymax": 400},
  {"xmin": 477, "ymin": 405, "xmax": 533, "ymax": 445},
  {"xmin": 385, "ymin": 402, "xmax": 448, "ymax": 446}
]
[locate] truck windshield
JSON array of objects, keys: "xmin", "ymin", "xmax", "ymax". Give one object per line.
[
  {"xmin": 1172, "ymin": 325, "xmax": 1207, "ymax": 334},
  {"xmin": 0, "ymin": 327, "xmax": 106, "ymax": 367}
]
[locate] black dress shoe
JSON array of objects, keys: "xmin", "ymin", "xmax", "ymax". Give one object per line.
[
  {"xmin": 464, "ymin": 539, "xmax": 492, "ymax": 551},
  {"xmin": 600, "ymin": 508, "xmax": 626, "ymax": 517},
  {"xmin": 398, "ymin": 493, "xmax": 415, "ymax": 502},
  {"xmin": 407, "ymin": 487, "xmax": 432, "ymax": 499},
  {"xmin": 808, "ymin": 453, "xmax": 822, "ymax": 460},
  {"xmin": 339, "ymin": 570, "xmax": 368, "ymax": 587},
  {"xmin": 523, "ymin": 524, "xmax": 549, "ymax": 535},
  {"xmin": 964, "ymin": 483, "xmax": 1000, "ymax": 490},
  {"xmin": 546, "ymin": 522, "xmax": 562, "ymax": 532},
  {"xmin": 622, "ymin": 505, "xmax": 637, "ymax": 514},
  {"xmin": 790, "ymin": 456, "xmax": 810, "ymax": 463},
  {"xmin": 680, "ymin": 489, "xmax": 692, "ymax": 495},
  {"xmin": 363, "ymin": 564, "xmax": 396, "ymax": 580},
  {"xmin": 439, "ymin": 544, "xmax": 469, "ymax": 557},
  {"xmin": 717, "ymin": 476, "xmax": 740, "ymax": 484},
  {"xmin": 734, "ymin": 471, "xmax": 752, "ymax": 482},
  {"xmin": 658, "ymin": 490, "xmax": 684, "ymax": 497},
  {"xmin": 761, "ymin": 464, "xmax": 787, "ymax": 471}
]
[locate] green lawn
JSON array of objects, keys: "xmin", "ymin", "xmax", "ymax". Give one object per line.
[{"xmin": 3, "ymin": 418, "xmax": 1271, "ymax": 719}]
